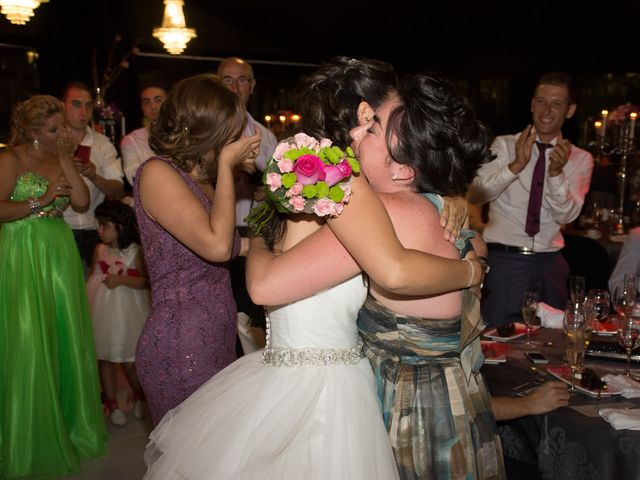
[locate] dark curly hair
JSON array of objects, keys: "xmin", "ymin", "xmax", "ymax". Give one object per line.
[
  {"xmin": 386, "ymin": 73, "xmax": 494, "ymax": 197},
  {"xmin": 297, "ymin": 56, "xmax": 397, "ymax": 146},
  {"xmin": 253, "ymin": 57, "xmax": 398, "ymax": 248},
  {"xmin": 95, "ymin": 200, "xmax": 140, "ymax": 249},
  {"xmin": 149, "ymin": 73, "xmax": 245, "ymax": 183}
]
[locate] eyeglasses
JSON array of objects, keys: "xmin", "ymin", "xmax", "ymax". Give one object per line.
[{"xmin": 222, "ymin": 76, "xmax": 253, "ymax": 87}]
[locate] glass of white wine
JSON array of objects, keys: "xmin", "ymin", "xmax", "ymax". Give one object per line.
[
  {"xmin": 564, "ymin": 311, "xmax": 585, "ymax": 393},
  {"xmin": 521, "ymin": 291, "xmax": 539, "ymax": 347},
  {"xmin": 587, "ymin": 289, "xmax": 610, "ymax": 323}
]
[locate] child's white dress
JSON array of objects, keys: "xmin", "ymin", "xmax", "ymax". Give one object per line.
[{"xmin": 87, "ymin": 243, "xmax": 150, "ymax": 362}]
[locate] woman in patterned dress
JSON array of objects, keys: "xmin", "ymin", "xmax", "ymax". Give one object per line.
[{"xmin": 248, "ymin": 64, "xmax": 505, "ymax": 479}]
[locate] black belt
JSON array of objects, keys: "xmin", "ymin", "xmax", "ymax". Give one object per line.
[{"xmin": 487, "ymin": 242, "xmax": 538, "ymax": 255}]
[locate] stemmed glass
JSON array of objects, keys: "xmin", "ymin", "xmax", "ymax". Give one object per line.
[
  {"xmin": 569, "ymin": 275, "xmax": 586, "ymax": 303},
  {"xmin": 617, "ymin": 319, "xmax": 639, "ymax": 377},
  {"xmin": 564, "ymin": 308, "xmax": 585, "ymax": 393},
  {"xmin": 612, "ymin": 275, "xmax": 638, "ymax": 322},
  {"xmin": 588, "ymin": 289, "xmax": 611, "ymax": 323},
  {"xmin": 521, "ymin": 291, "xmax": 539, "ymax": 347}
]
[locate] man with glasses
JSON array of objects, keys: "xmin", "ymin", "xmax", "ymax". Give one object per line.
[{"xmin": 217, "ymin": 57, "xmax": 277, "ymax": 349}]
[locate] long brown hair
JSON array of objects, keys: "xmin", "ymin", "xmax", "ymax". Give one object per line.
[{"xmin": 149, "ymin": 73, "xmax": 246, "ymax": 182}]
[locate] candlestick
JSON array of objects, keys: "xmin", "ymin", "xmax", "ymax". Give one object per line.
[
  {"xmin": 600, "ymin": 109, "xmax": 608, "ymax": 140},
  {"xmin": 121, "ymin": 116, "xmax": 126, "ymax": 138},
  {"xmin": 279, "ymin": 115, "xmax": 286, "ymax": 133},
  {"xmin": 264, "ymin": 115, "xmax": 272, "ymax": 129},
  {"xmin": 629, "ymin": 112, "xmax": 637, "ymax": 143}
]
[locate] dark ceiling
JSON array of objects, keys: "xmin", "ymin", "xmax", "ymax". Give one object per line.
[{"xmin": 0, "ymin": 0, "xmax": 639, "ymax": 138}]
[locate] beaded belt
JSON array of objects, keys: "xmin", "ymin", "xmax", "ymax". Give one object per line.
[{"xmin": 261, "ymin": 339, "xmax": 364, "ymax": 367}]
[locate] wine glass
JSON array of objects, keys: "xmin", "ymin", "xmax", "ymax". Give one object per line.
[
  {"xmin": 617, "ymin": 318, "xmax": 639, "ymax": 377},
  {"xmin": 569, "ymin": 275, "xmax": 586, "ymax": 303},
  {"xmin": 581, "ymin": 297, "xmax": 597, "ymax": 349},
  {"xmin": 588, "ymin": 289, "xmax": 610, "ymax": 323},
  {"xmin": 612, "ymin": 275, "xmax": 637, "ymax": 321},
  {"xmin": 564, "ymin": 310, "xmax": 585, "ymax": 393},
  {"xmin": 521, "ymin": 291, "xmax": 539, "ymax": 347}
]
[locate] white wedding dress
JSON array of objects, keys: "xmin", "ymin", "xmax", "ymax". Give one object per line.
[{"xmin": 143, "ymin": 275, "xmax": 400, "ymax": 480}]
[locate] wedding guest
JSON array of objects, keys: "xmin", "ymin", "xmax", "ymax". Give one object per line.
[
  {"xmin": 608, "ymin": 226, "xmax": 640, "ymax": 293},
  {"xmin": 61, "ymin": 81, "xmax": 125, "ymax": 269},
  {"xmin": 217, "ymin": 56, "xmax": 279, "ymax": 340},
  {"xmin": 468, "ymin": 72, "xmax": 594, "ymax": 326},
  {"xmin": 121, "ymin": 82, "xmax": 168, "ymax": 185},
  {"xmin": 133, "ymin": 73, "xmax": 261, "ymax": 424},
  {"xmin": 0, "ymin": 94, "xmax": 108, "ymax": 479},
  {"xmin": 247, "ymin": 70, "xmax": 503, "ymax": 478}
]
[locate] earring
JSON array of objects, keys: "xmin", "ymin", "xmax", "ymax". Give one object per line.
[
  {"xmin": 32, "ymin": 139, "xmax": 39, "ymax": 150},
  {"xmin": 391, "ymin": 173, "xmax": 398, "ymax": 181}
]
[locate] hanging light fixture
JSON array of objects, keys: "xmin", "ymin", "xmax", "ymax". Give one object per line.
[
  {"xmin": 0, "ymin": 0, "xmax": 48, "ymax": 25},
  {"xmin": 153, "ymin": 0, "xmax": 197, "ymax": 55}
]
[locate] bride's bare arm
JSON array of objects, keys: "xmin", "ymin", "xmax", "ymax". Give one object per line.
[
  {"xmin": 247, "ymin": 225, "xmax": 360, "ymax": 305},
  {"xmin": 326, "ymin": 175, "xmax": 481, "ymax": 293}
]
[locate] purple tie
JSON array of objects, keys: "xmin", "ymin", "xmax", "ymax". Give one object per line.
[{"xmin": 525, "ymin": 142, "xmax": 551, "ymax": 237}]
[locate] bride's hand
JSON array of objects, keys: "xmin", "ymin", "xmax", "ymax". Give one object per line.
[{"xmin": 440, "ymin": 195, "xmax": 468, "ymax": 243}]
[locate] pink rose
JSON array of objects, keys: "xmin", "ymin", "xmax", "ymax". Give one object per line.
[
  {"xmin": 293, "ymin": 154, "xmax": 326, "ymax": 185},
  {"xmin": 319, "ymin": 138, "xmax": 332, "ymax": 149},
  {"xmin": 276, "ymin": 158, "xmax": 294, "ymax": 173},
  {"xmin": 273, "ymin": 141, "xmax": 293, "ymax": 161},
  {"xmin": 313, "ymin": 198, "xmax": 336, "ymax": 217},
  {"xmin": 333, "ymin": 203, "xmax": 344, "ymax": 215},
  {"xmin": 293, "ymin": 133, "xmax": 319, "ymax": 150},
  {"xmin": 285, "ymin": 183, "xmax": 303, "ymax": 197},
  {"xmin": 342, "ymin": 184, "xmax": 352, "ymax": 202},
  {"xmin": 324, "ymin": 159, "xmax": 353, "ymax": 187},
  {"xmin": 266, "ymin": 172, "xmax": 282, "ymax": 191},
  {"xmin": 289, "ymin": 195, "xmax": 306, "ymax": 211}
]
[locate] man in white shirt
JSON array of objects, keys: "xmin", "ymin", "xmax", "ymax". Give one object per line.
[
  {"xmin": 217, "ymin": 57, "xmax": 278, "ymax": 340},
  {"xmin": 121, "ymin": 83, "xmax": 168, "ymax": 185},
  {"xmin": 61, "ymin": 82, "xmax": 124, "ymax": 269},
  {"xmin": 468, "ymin": 72, "xmax": 593, "ymax": 326}
]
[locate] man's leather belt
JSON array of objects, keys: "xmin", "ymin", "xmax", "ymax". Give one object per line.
[{"xmin": 487, "ymin": 242, "xmax": 537, "ymax": 255}]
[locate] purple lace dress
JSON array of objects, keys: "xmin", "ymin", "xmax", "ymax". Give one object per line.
[{"xmin": 133, "ymin": 158, "xmax": 240, "ymax": 425}]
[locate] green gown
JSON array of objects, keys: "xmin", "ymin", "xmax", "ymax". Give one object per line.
[{"xmin": 0, "ymin": 172, "xmax": 109, "ymax": 479}]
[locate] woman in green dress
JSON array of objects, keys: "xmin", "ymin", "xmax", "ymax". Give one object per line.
[{"xmin": 0, "ymin": 95, "xmax": 109, "ymax": 479}]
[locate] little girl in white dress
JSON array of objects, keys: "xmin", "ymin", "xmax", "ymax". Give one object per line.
[{"xmin": 86, "ymin": 199, "xmax": 150, "ymax": 426}]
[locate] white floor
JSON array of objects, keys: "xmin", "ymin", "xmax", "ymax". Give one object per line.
[{"xmin": 63, "ymin": 371, "xmax": 153, "ymax": 480}]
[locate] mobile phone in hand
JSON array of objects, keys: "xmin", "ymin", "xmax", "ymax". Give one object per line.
[
  {"xmin": 74, "ymin": 145, "xmax": 91, "ymax": 164},
  {"xmin": 525, "ymin": 351, "xmax": 549, "ymax": 364}
]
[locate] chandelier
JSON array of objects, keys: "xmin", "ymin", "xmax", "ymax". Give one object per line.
[
  {"xmin": 153, "ymin": 0, "xmax": 197, "ymax": 55},
  {"xmin": 0, "ymin": 0, "xmax": 48, "ymax": 25}
]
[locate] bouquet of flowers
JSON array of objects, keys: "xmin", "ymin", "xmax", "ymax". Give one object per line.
[{"xmin": 246, "ymin": 132, "xmax": 360, "ymax": 233}]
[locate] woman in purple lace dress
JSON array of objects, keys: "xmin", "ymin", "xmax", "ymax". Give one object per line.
[{"xmin": 133, "ymin": 74, "xmax": 262, "ymax": 424}]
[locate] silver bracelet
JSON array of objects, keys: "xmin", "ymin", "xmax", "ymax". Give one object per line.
[
  {"xmin": 463, "ymin": 257, "xmax": 475, "ymax": 288},
  {"xmin": 27, "ymin": 197, "xmax": 41, "ymax": 215}
]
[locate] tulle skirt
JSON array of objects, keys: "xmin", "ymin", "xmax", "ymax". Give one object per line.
[{"xmin": 144, "ymin": 351, "xmax": 400, "ymax": 480}]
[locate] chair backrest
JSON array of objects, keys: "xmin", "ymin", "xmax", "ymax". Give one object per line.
[{"xmin": 561, "ymin": 234, "xmax": 612, "ymax": 291}]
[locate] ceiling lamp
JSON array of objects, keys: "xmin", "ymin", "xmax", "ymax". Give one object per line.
[
  {"xmin": 0, "ymin": 0, "xmax": 48, "ymax": 25},
  {"xmin": 153, "ymin": 0, "xmax": 197, "ymax": 55}
]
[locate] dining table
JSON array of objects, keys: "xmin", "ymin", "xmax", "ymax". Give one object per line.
[{"xmin": 481, "ymin": 325, "xmax": 640, "ymax": 480}]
